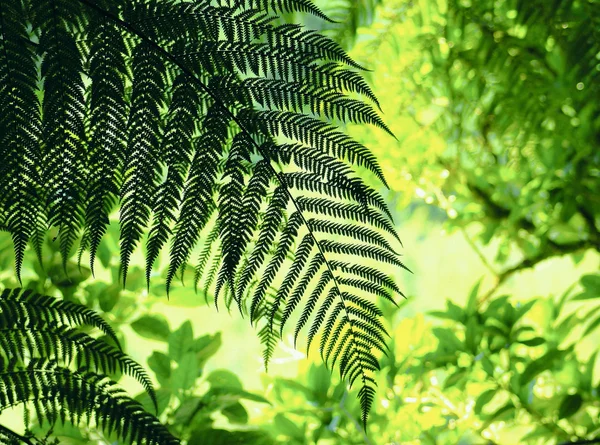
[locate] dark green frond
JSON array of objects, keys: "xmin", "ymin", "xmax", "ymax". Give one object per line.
[
  {"xmin": 119, "ymin": 44, "xmax": 166, "ymax": 285},
  {"xmin": 0, "ymin": 0, "xmax": 406, "ymax": 425},
  {"xmin": 0, "ymin": 288, "xmax": 119, "ymax": 346},
  {"xmin": 84, "ymin": 19, "xmax": 128, "ymax": 275},
  {"xmin": 0, "ymin": 288, "xmax": 173, "ymax": 444}
]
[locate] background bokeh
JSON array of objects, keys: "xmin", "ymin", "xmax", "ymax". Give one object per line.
[{"xmin": 1, "ymin": 0, "xmax": 599, "ymax": 443}]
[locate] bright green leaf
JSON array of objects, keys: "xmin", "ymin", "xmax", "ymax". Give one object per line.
[
  {"xmin": 558, "ymin": 393, "xmax": 583, "ymax": 419},
  {"xmin": 169, "ymin": 320, "xmax": 194, "ymax": 362},
  {"xmin": 131, "ymin": 314, "xmax": 170, "ymax": 342}
]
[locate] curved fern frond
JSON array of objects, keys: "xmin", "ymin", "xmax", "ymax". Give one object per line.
[
  {"xmin": 0, "ymin": 288, "xmax": 174, "ymax": 444},
  {"xmin": 1, "ymin": 0, "xmax": 407, "ymax": 425}
]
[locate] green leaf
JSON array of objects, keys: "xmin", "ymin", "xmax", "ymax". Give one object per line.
[
  {"xmin": 558, "ymin": 393, "xmax": 583, "ymax": 419},
  {"xmin": 97, "ymin": 238, "xmax": 113, "ymax": 269},
  {"xmin": 513, "ymin": 300, "xmax": 537, "ymax": 324},
  {"xmin": 482, "ymin": 403, "xmax": 515, "ymax": 429},
  {"xmin": 580, "ymin": 352, "xmax": 597, "ymax": 392},
  {"xmin": 172, "ymin": 397, "xmax": 205, "ymax": 426},
  {"xmin": 581, "ymin": 274, "xmax": 600, "ymax": 294},
  {"xmin": 135, "ymin": 388, "xmax": 171, "ymax": 416},
  {"xmin": 432, "ymin": 327, "xmax": 464, "ymax": 351},
  {"xmin": 480, "ymin": 356, "xmax": 495, "ymax": 377},
  {"xmin": 274, "ymin": 413, "xmax": 304, "ymax": 441},
  {"xmin": 169, "ymin": 320, "xmax": 194, "ymax": 362},
  {"xmin": 48, "ymin": 262, "xmax": 91, "ymax": 288},
  {"xmin": 148, "ymin": 351, "xmax": 171, "ymax": 384},
  {"xmin": 188, "ymin": 429, "xmax": 274, "ymax": 445},
  {"xmin": 443, "ymin": 368, "xmax": 467, "ymax": 389},
  {"xmin": 222, "ymin": 402, "xmax": 249, "ymax": 424},
  {"xmin": 465, "ymin": 316, "xmax": 481, "ymax": 354},
  {"xmin": 206, "ymin": 386, "xmax": 270, "ymax": 405},
  {"xmin": 474, "ymin": 389, "xmax": 496, "ymax": 414},
  {"xmin": 172, "ymin": 352, "xmax": 199, "ymax": 393},
  {"xmin": 517, "ymin": 337, "xmax": 545, "ymax": 347},
  {"xmin": 466, "ymin": 278, "xmax": 483, "ymax": 316},
  {"xmin": 98, "ymin": 283, "xmax": 121, "ymax": 312},
  {"xmin": 207, "ymin": 369, "xmax": 242, "ymax": 389},
  {"xmin": 193, "ymin": 332, "xmax": 222, "ymax": 367},
  {"xmin": 583, "ymin": 314, "xmax": 600, "ymax": 338},
  {"xmin": 308, "ymin": 364, "xmax": 330, "ymax": 402},
  {"xmin": 520, "ymin": 348, "xmax": 564, "ymax": 385},
  {"xmin": 429, "ymin": 300, "xmax": 465, "ymax": 323},
  {"xmin": 131, "ymin": 314, "xmax": 171, "ymax": 342},
  {"xmin": 572, "ymin": 291, "xmax": 599, "ymax": 301}
]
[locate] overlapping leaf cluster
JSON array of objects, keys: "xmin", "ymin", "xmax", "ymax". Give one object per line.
[
  {"xmin": 0, "ymin": 0, "xmax": 405, "ymax": 424},
  {"xmin": 0, "ymin": 288, "xmax": 177, "ymax": 444}
]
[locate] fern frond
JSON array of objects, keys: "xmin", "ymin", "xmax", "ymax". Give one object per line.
[
  {"xmin": 119, "ymin": 43, "xmax": 165, "ymax": 285},
  {"xmin": 84, "ymin": 19, "xmax": 128, "ymax": 275},
  {"xmin": 146, "ymin": 75, "xmax": 204, "ymax": 285},
  {"xmin": 1, "ymin": 0, "xmax": 407, "ymax": 425},
  {"xmin": 0, "ymin": 289, "xmax": 173, "ymax": 444},
  {"xmin": 36, "ymin": 0, "xmax": 87, "ymax": 267},
  {"xmin": 166, "ymin": 104, "xmax": 228, "ymax": 292},
  {"xmin": 0, "ymin": 289, "xmax": 119, "ymax": 346},
  {"xmin": 239, "ymin": 110, "xmax": 387, "ymax": 185}
]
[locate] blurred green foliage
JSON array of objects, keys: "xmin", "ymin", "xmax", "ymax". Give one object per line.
[{"xmin": 1, "ymin": 0, "xmax": 599, "ymax": 444}]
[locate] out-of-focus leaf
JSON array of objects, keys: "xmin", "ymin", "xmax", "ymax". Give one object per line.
[
  {"xmin": 558, "ymin": 393, "xmax": 583, "ymax": 419},
  {"xmin": 173, "ymin": 397, "xmax": 203, "ymax": 425},
  {"xmin": 432, "ymin": 327, "xmax": 464, "ymax": 351},
  {"xmin": 429, "ymin": 300, "xmax": 465, "ymax": 323},
  {"xmin": 474, "ymin": 389, "xmax": 496, "ymax": 414},
  {"xmin": 207, "ymin": 369, "xmax": 242, "ymax": 389},
  {"xmin": 482, "ymin": 403, "xmax": 515, "ymax": 429},
  {"xmin": 98, "ymin": 283, "xmax": 121, "ymax": 312},
  {"xmin": 222, "ymin": 402, "xmax": 248, "ymax": 424},
  {"xmin": 514, "ymin": 300, "xmax": 537, "ymax": 323},
  {"xmin": 48, "ymin": 262, "xmax": 90, "ymax": 288},
  {"xmin": 581, "ymin": 274, "xmax": 600, "ymax": 293},
  {"xmin": 480, "ymin": 356, "xmax": 495, "ymax": 377},
  {"xmin": 193, "ymin": 332, "xmax": 222, "ymax": 367},
  {"xmin": 131, "ymin": 314, "xmax": 170, "ymax": 342},
  {"xmin": 466, "ymin": 278, "xmax": 483, "ymax": 315},
  {"xmin": 273, "ymin": 378, "xmax": 313, "ymax": 399},
  {"xmin": 206, "ymin": 386, "xmax": 270, "ymax": 404},
  {"xmin": 135, "ymin": 388, "xmax": 171, "ymax": 416},
  {"xmin": 169, "ymin": 320, "xmax": 194, "ymax": 361},
  {"xmin": 308, "ymin": 364, "xmax": 330, "ymax": 402},
  {"xmin": 573, "ymin": 291, "xmax": 600, "ymax": 301},
  {"xmin": 123, "ymin": 266, "xmax": 144, "ymax": 291},
  {"xmin": 518, "ymin": 337, "xmax": 546, "ymax": 347},
  {"xmin": 520, "ymin": 348, "xmax": 565, "ymax": 385},
  {"xmin": 520, "ymin": 427, "xmax": 552, "ymax": 442},
  {"xmin": 443, "ymin": 368, "xmax": 467, "ymax": 389},
  {"xmin": 97, "ymin": 239, "xmax": 113, "ymax": 269},
  {"xmin": 580, "ymin": 352, "xmax": 598, "ymax": 392},
  {"xmin": 172, "ymin": 352, "xmax": 198, "ymax": 393},
  {"xmin": 274, "ymin": 413, "xmax": 304, "ymax": 441},
  {"xmin": 465, "ymin": 316, "xmax": 480, "ymax": 353},
  {"xmin": 188, "ymin": 429, "xmax": 274, "ymax": 445},
  {"xmin": 583, "ymin": 314, "xmax": 600, "ymax": 338},
  {"xmin": 148, "ymin": 351, "xmax": 171, "ymax": 384}
]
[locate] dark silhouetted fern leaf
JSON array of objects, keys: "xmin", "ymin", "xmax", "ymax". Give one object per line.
[
  {"xmin": 1, "ymin": 0, "xmax": 408, "ymax": 426},
  {"xmin": 0, "ymin": 288, "xmax": 176, "ymax": 444}
]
